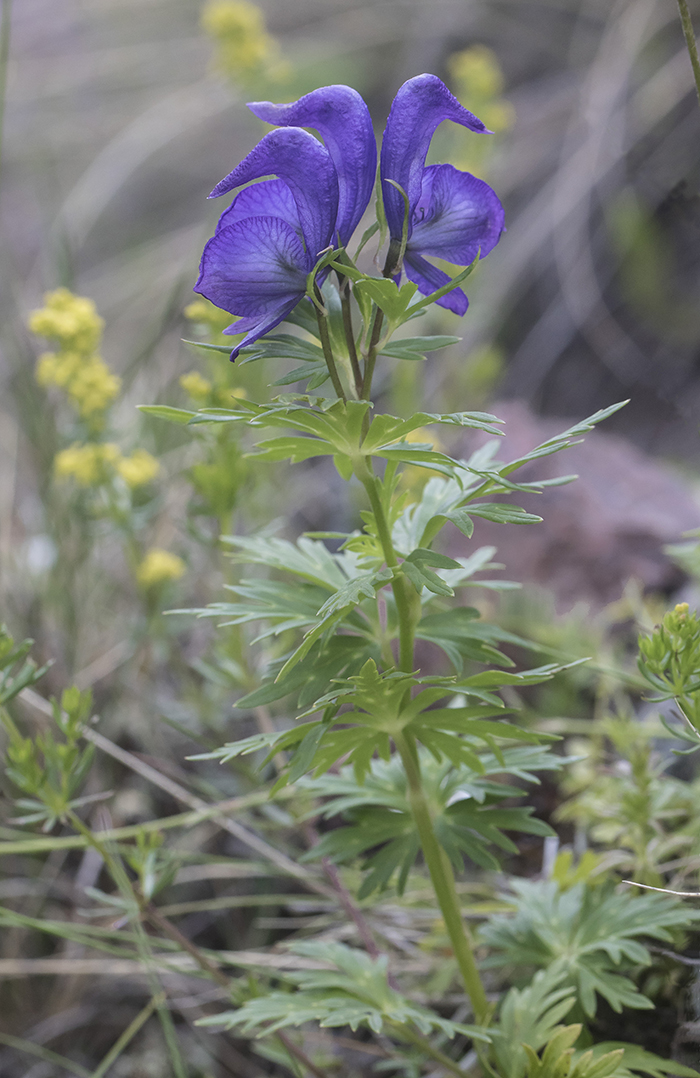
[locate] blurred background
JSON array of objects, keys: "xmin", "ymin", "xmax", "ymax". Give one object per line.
[{"xmin": 1, "ymin": 0, "xmax": 700, "ymax": 1072}]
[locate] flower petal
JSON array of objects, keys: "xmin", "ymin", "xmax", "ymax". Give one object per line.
[
  {"xmin": 248, "ymin": 86, "xmax": 376, "ymax": 245},
  {"xmin": 215, "ymin": 178, "xmax": 300, "ymax": 236},
  {"xmin": 209, "ymin": 127, "xmax": 339, "ymax": 257},
  {"xmin": 194, "ymin": 215, "xmax": 308, "ymax": 358},
  {"xmin": 403, "ymin": 251, "xmax": 468, "ymax": 316},
  {"xmin": 408, "ymin": 164, "xmax": 505, "ymax": 264},
  {"xmin": 380, "ymin": 73, "xmax": 488, "ymax": 240}
]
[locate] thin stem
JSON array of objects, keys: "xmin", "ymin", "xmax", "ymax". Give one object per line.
[
  {"xmin": 361, "ymin": 306, "xmax": 384, "ymax": 403},
  {"xmin": 0, "ymin": 0, "xmax": 11, "ymax": 189},
  {"xmin": 677, "ymin": 0, "xmax": 700, "ymax": 107},
  {"xmin": 356, "ymin": 463, "xmax": 416, "ymax": 672},
  {"xmin": 149, "ymin": 893, "xmax": 329, "ymax": 1078},
  {"xmin": 91, "ymin": 994, "xmax": 163, "ymax": 1078},
  {"xmin": 314, "ymin": 286, "xmax": 346, "ymax": 401},
  {"xmin": 322, "ymin": 858, "xmax": 381, "ymax": 957},
  {"xmin": 67, "ymin": 812, "xmax": 188, "ymax": 1078},
  {"xmin": 339, "ymin": 280, "xmax": 363, "ymax": 396},
  {"xmin": 393, "ymin": 731, "xmax": 490, "ymax": 1025},
  {"xmin": 145, "ymin": 901, "xmax": 230, "ymax": 988}
]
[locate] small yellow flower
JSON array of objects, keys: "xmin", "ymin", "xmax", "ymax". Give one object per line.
[
  {"xmin": 35, "ymin": 350, "xmax": 83, "ymax": 389},
  {"xmin": 136, "ymin": 548, "xmax": 186, "ymax": 588},
  {"xmin": 447, "ymin": 46, "xmax": 514, "ymax": 177},
  {"xmin": 180, "ymin": 370, "xmax": 213, "ymax": 402},
  {"xmin": 116, "ymin": 449, "xmax": 160, "ymax": 488},
  {"xmin": 448, "ymin": 46, "xmax": 505, "ymax": 102},
  {"xmin": 29, "ymin": 288, "xmax": 104, "ymax": 353},
  {"xmin": 54, "ymin": 442, "xmax": 121, "ymax": 487},
  {"xmin": 201, "ymin": 0, "xmax": 279, "ymax": 77},
  {"xmin": 66, "ymin": 357, "xmax": 121, "ymax": 417},
  {"xmin": 30, "ymin": 290, "xmax": 120, "ymax": 422}
]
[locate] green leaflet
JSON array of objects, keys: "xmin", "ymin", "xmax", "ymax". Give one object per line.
[
  {"xmin": 0, "ymin": 626, "xmax": 51, "ymax": 706},
  {"xmin": 480, "ymin": 879, "xmax": 700, "ymax": 1017},
  {"xmin": 238, "ymin": 333, "xmax": 325, "ymax": 365},
  {"xmin": 379, "ymin": 334, "xmax": 461, "ymax": 361},
  {"xmin": 197, "ymin": 940, "xmax": 491, "ymax": 1040}
]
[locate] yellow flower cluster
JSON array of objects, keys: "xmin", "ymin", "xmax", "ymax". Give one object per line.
[
  {"xmin": 30, "ymin": 288, "xmax": 120, "ymax": 420},
  {"xmin": 54, "ymin": 443, "xmax": 121, "ymax": 487},
  {"xmin": 201, "ymin": 0, "xmax": 281, "ymax": 80},
  {"xmin": 136, "ymin": 548, "xmax": 186, "ymax": 589},
  {"xmin": 447, "ymin": 46, "xmax": 515, "ymax": 176},
  {"xmin": 29, "ymin": 287, "xmax": 103, "ymax": 352},
  {"xmin": 116, "ymin": 449, "xmax": 161, "ymax": 488},
  {"xmin": 54, "ymin": 443, "xmax": 160, "ymax": 489},
  {"xmin": 179, "ymin": 370, "xmax": 213, "ymax": 403}
]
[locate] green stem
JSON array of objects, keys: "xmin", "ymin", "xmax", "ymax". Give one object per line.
[
  {"xmin": 0, "ymin": 0, "xmax": 11, "ymax": 189},
  {"xmin": 356, "ymin": 461, "xmax": 416, "ymax": 672},
  {"xmin": 677, "ymin": 0, "xmax": 700, "ymax": 107},
  {"xmin": 393, "ymin": 1022, "xmax": 476, "ymax": 1078},
  {"xmin": 339, "ymin": 279, "xmax": 363, "ymax": 396},
  {"xmin": 361, "ymin": 306, "xmax": 384, "ymax": 403},
  {"xmin": 394, "ymin": 730, "xmax": 490, "ymax": 1025},
  {"xmin": 91, "ymin": 994, "xmax": 163, "ymax": 1078},
  {"xmin": 314, "ymin": 287, "xmax": 346, "ymax": 401}
]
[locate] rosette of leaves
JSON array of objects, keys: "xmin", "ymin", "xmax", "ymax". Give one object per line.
[{"xmin": 480, "ymin": 877, "xmax": 700, "ymax": 1017}]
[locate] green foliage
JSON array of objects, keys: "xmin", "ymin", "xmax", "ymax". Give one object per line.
[
  {"xmin": 0, "ymin": 625, "xmax": 51, "ymax": 706},
  {"xmin": 197, "ymin": 940, "xmax": 491, "ymax": 1041},
  {"xmin": 202, "ymin": 657, "xmax": 565, "ymax": 788},
  {"xmin": 524, "ymin": 1026, "xmax": 623, "ymax": 1078},
  {"xmin": 2, "ymin": 683, "xmax": 96, "ymax": 830},
  {"xmin": 638, "ymin": 602, "xmax": 700, "ymax": 747},
  {"xmin": 492, "ymin": 967, "xmax": 577, "ymax": 1078},
  {"xmin": 301, "ymin": 747, "xmax": 562, "ymax": 896},
  {"xmin": 480, "ymin": 878, "xmax": 700, "ymax": 1017},
  {"xmin": 558, "ymin": 714, "xmax": 700, "ymax": 884}
]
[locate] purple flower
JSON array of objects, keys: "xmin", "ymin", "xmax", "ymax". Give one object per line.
[
  {"xmin": 380, "ymin": 73, "xmax": 505, "ymax": 315},
  {"xmin": 194, "ymin": 77, "xmax": 504, "ymax": 358},
  {"xmin": 247, "ymin": 85, "xmax": 377, "ymax": 246},
  {"xmin": 195, "ymin": 86, "xmax": 375, "ymax": 358}
]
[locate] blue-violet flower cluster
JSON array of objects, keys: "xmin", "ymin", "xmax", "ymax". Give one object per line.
[{"xmin": 195, "ymin": 74, "xmax": 505, "ymax": 358}]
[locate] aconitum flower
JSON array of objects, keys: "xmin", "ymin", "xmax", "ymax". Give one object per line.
[
  {"xmin": 194, "ymin": 76, "xmax": 504, "ymax": 356},
  {"xmin": 195, "ymin": 126, "xmax": 339, "ymax": 358},
  {"xmin": 380, "ymin": 73, "xmax": 505, "ymax": 314},
  {"xmin": 195, "ymin": 86, "xmax": 374, "ymax": 359}
]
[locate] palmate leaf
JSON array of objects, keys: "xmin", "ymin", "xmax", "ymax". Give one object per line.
[
  {"xmin": 415, "ymin": 608, "xmax": 516, "ymax": 669},
  {"xmin": 386, "ymin": 403, "xmax": 627, "ymax": 557},
  {"xmin": 236, "ymin": 635, "xmax": 377, "ymax": 711},
  {"xmin": 480, "ymin": 879, "xmax": 700, "ymax": 1017},
  {"xmin": 302, "ymin": 748, "xmax": 563, "ymax": 895},
  {"xmin": 222, "ymin": 534, "xmax": 367, "ymax": 591},
  {"xmin": 268, "ymin": 659, "xmax": 563, "ymax": 786},
  {"xmin": 199, "ymin": 941, "xmax": 490, "ymax": 1042}
]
